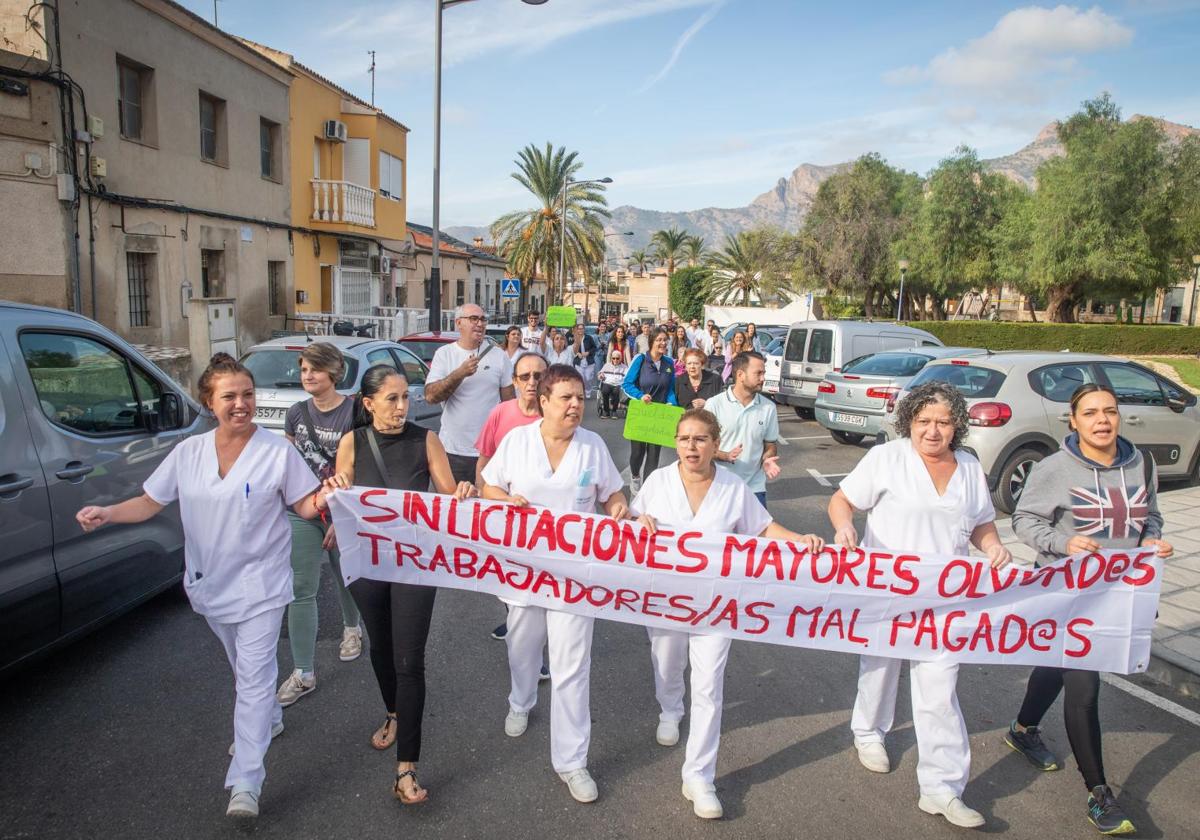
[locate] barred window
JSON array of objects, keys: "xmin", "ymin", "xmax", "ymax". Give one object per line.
[{"xmin": 127, "ymin": 252, "xmax": 153, "ymax": 327}]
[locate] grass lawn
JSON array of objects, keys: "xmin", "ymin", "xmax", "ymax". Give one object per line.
[{"xmin": 1151, "ymin": 357, "xmax": 1200, "ymax": 390}]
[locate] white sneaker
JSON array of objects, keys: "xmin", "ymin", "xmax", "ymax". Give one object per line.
[
  {"xmin": 682, "ymin": 780, "xmax": 723, "ymax": 819},
  {"xmin": 918, "ymin": 793, "xmax": 985, "ymax": 828},
  {"xmin": 226, "ymin": 790, "xmax": 259, "ymax": 819},
  {"xmin": 228, "ymin": 720, "xmax": 284, "ymax": 756},
  {"xmin": 656, "ymin": 718, "xmax": 680, "ymax": 746},
  {"xmin": 855, "ymin": 740, "xmax": 890, "ymax": 773},
  {"xmin": 339, "ymin": 625, "xmax": 363, "ymax": 661},
  {"xmin": 504, "ymin": 708, "xmax": 529, "ymax": 737},
  {"xmin": 558, "ymin": 768, "xmax": 598, "ymax": 803},
  {"xmin": 276, "ymin": 670, "xmax": 315, "ymax": 707}
]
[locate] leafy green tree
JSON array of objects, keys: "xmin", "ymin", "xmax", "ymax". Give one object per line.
[
  {"xmin": 651, "ymin": 226, "xmax": 690, "ymax": 277},
  {"xmin": 491, "ymin": 143, "xmax": 609, "ymax": 302},
  {"xmin": 627, "ymin": 248, "xmax": 653, "ymax": 275},
  {"xmin": 668, "ymin": 265, "xmax": 710, "ymax": 322},
  {"xmin": 800, "ymin": 154, "xmax": 921, "ymax": 316},
  {"xmin": 705, "ymin": 230, "xmax": 784, "ymax": 305},
  {"xmin": 1171, "ymin": 136, "xmax": 1200, "ymax": 266},
  {"xmin": 1019, "ymin": 95, "xmax": 1176, "ymax": 322},
  {"xmin": 683, "ymin": 234, "xmax": 708, "ymax": 266}
]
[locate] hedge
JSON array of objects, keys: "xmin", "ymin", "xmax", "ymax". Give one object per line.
[{"xmin": 899, "ymin": 321, "xmax": 1200, "ymax": 355}]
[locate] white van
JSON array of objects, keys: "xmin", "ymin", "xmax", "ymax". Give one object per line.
[{"xmin": 777, "ymin": 320, "xmax": 942, "ymax": 417}]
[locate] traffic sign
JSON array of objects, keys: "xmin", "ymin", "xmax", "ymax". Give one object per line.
[{"xmin": 501, "ymin": 278, "xmax": 521, "ymax": 299}]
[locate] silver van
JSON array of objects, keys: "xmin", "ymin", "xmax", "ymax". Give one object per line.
[
  {"xmin": 0, "ymin": 302, "xmax": 208, "ymax": 674},
  {"xmin": 777, "ymin": 320, "xmax": 943, "ymax": 417}
]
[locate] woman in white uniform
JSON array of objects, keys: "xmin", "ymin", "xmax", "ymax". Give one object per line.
[
  {"xmin": 545, "ymin": 329, "xmax": 575, "ymax": 366},
  {"xmin": 75, "ymin": 354, "xmax": 326, "ymax": 821},
  {"xmin": 632, "ymin": 408, "xmax": 823, "ymax": 819},
  {"xmin": 827, "ymin": 381, "xmax": 1012, "ymax": 829},
  {"xmin": 480, "ymin": 363, "xmax": 629, "ymax": 805}
]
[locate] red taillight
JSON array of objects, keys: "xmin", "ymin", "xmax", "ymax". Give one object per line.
[
  {"xmin": 950, "ymin": 360, "xmax": 970, "ymax": 366},
  {"xmin": 969, "ymin": 402, "xmax": 1012, "ymax": 427},
  {"xmin": 818, "ymin": 382, "xmax": 836, "ymax": 394},
  {"xmin": 885, "ymin": 394, "xmax": 899, "ymax": 413},
  {"xmin": 842, "ymin": 374, "xmax": 860, "ymax": 380},
  {"xmin": 866, "ymin": 386, "xmax": 899, "ymax": 400}
]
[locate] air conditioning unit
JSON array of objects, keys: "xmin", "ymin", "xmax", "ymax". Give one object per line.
[
  {"xmin": 370, "ymin": 254, "xmax": 392, "ymax": 275},
  {"xmin": 323, "ymin": 119, "xmax": 348, "ymax": 143}
]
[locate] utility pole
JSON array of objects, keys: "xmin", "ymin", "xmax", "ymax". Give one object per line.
[
  {"xmin": 368, "ymin": 51, "xmax": 376, "ymax": 106},
  {"xmin": 212, "ymin": 0, "xmax": 220, "ymax": 27}
]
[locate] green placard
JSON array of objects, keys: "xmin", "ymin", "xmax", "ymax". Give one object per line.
[
  {"xmin": 545, "ymin": 306, "xmax": 578, "ymax": 328},
  {"xmin": 622, "ymin": 398, "xmax": 685, "ymax": 448}
]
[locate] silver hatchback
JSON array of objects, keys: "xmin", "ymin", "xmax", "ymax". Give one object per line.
[
  {"xmin": 815, "ymin": 347, "xmax": 987, "ymax": 444},
  {"xmin": 879, "ymin": 351, "xmax": 1200, "ymax": 513},
  {"xmin": 240, "ymin": 336, "xmax": 440, "ymax": 434}
]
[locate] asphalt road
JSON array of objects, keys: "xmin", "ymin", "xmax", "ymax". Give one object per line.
[{"xmin": 3, "ymin": 409, "xmax": 1198, "ymax": 840}]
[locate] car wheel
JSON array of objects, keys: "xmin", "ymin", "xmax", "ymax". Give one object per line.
[
  {"xmin": 991, "ymin": 447, "xmax": 1045, "ymax": 514},
  {"xmin": 830, "ymin": 430, "xmax": 865, "ymax": 445},
  {"xmin": 794, "ymin": 406, "xmax": 815, "ymax": 420}
]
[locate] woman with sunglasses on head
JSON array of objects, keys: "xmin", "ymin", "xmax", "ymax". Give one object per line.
[
  {"xmin": 632, "ymin": 409, "xmax": 823, "ymax": 820},
  {"xmin": 1004, "ymin": 383, "xmax": 1171, "ymax": 836},
  {"xmin": 321, "ymin": 365, "xmax": 476, "ymax": 806}
]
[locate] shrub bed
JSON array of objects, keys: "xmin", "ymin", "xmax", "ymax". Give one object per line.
[{"xmin": 900, "ymin": 322, "xmax": 1200, "ymax": 355}]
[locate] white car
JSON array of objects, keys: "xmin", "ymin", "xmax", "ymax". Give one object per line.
[{"xmin": 763, "ymin": 336, "xmax": 783, "ymax": 397}]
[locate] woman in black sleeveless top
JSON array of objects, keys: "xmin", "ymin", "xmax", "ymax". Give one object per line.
[{"xmin": 324, "ymin": 365, "xmax": 475, "ymax": 805}]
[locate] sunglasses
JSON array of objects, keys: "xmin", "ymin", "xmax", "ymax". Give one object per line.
[{"xmin": 515, "ymin": 371, "xmax": 544, "ymax": 382}]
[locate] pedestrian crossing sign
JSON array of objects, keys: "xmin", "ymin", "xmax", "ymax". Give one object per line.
[{"xmin": 501, "ymin": 279, "xmax": 521, "ymax": 299}]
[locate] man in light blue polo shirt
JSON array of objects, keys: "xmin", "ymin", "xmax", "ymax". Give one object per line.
[{"xmin": 704, "ymin": 351, "xmax": 780, "ymax": 506}]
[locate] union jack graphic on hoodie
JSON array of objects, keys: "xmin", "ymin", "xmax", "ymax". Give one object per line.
[{"xmin": 1070, "ymin": 483, "xmax": 1150, "ymax": 540}]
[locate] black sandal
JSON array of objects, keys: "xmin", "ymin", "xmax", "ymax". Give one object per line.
[
  {"xmin": 394, "ymin": 769, "xmax": 428, "ymax": 805},
  {"xmin": 371, "ymin": 715, "xmax": 397, "ymax": 750}
]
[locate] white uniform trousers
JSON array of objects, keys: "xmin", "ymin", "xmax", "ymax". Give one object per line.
[
  {"xmin": 205, "ymin": 605, "xmax": 286, "ymax": 794},
  {"xmin": 647, "ymin": 626, "xmax": 732, "ymax": 785},
  {"xmin": 506, "ymin": 604, "xmax": 594, "ymax": 773},
  {"xmin": 850, "ymin": 654, "xmax": 969, "ymax": 797},
  {"xmin": 580, "ymin": 362, "xmax": 596, "ymax": 396}
]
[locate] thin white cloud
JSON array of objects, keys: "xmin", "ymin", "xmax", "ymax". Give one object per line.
[
  {"xmin": 885, "ymin": 5, "xmax": 1133, "ymax": 101},
  {"xmin": 635, "ymin": 1, "xmax": 724, "ymax": 94}
]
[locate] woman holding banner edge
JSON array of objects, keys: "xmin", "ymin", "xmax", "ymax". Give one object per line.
[
  {"xmin": 632, "ymin": 408, "xmax": 824, "ymax": 819},
  {"xmin": 827, "ymin": 381, "xmax": 1011, "ymax": 829},
  {"xmin": 480, "ymin": 363, "xmax": 629, "ymax": 805},
  {"xmin": 1005, "ymin": 383, "xmax": 1171, "ymax": 836},
  {"xmin": 321, "ymin": 364, "xmax": 476, "ymax": 805}
]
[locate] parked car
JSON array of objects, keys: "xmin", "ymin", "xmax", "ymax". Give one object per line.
[
  {"xmin": 241, "ymin": 336, "xmax": 440, "ymax": 432},
  {"xmin": 0, "ymin": 302, "xmax": 209, "ymax": 675},
  {"xmin": 878, "ymin": 352, "xmax": 1200, "ymax": 512},
  {"xmin": 398, "ymin": 330, "xmax": 499, "ymax": 365},
  {"xmin": 815, "ymin": 347, "xmax": 988, "ymax": 444},
  {"xmin": 720, "ymin": 323, "xmax": 788, "ymax": 345},
  {"xmin": 763, "ymin": 336, "xmax": 784, "ymax": 397},
  {"xmin": 777, "ymin": 320, "xmax": 942, "ymax": 417}
]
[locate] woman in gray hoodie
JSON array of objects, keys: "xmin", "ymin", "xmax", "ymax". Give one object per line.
[{"xmin": 1005, "ymin": 383, "xmax": 1173, "ymax": 836}]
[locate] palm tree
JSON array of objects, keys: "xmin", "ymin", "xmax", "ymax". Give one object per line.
[
  {"xmin": 651, "ymin": 226, "xmax": 689, "ymax": 277},
  {"xmin": 683, "ymin": 234, "xmax": 707, "ymax": 266},
  {"xmin": 706, "ymin": 232, "xmax": 771, "ymax": 305},
  {"xmin": 490, "ymin": 142, "xmax": 609, "ymax": 303},
  {"xmin": 628, "ymin": 249, "xmax": 653, "ymax": 276}
]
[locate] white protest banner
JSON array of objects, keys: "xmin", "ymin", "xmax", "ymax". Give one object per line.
[{"xmin": 329, "ymin": 489, "xmax": 1163, "ymax": 674}]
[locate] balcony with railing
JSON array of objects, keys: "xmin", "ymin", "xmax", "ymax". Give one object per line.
[{"xmin": 311, "ymin": 180, "xmax": 376, "ymax": 227}]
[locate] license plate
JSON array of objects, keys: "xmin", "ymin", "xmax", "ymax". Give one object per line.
[
  {"xmin": 831, "ymin": 412, "xmax": 866, "ymax": 427},
  {"xmin": 254, "ymin": 407, "xmax": 286, "ymax": 422}
]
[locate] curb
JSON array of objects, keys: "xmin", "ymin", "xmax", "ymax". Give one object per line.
[{"xmin": 1146, "ymin": 646, "xmax": 1200, "ymax": 699}]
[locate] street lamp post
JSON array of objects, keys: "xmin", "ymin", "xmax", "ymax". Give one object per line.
[
  {"xmin": 896, "ymin": 259, "xmax": 909, "ymax": 322},
  {"xmin": 558, "ymin": 176, "xmax": 612, "ymax": 307},
  {"xmin": 430, "ymin": 0, "xmax": 547, "ymax": 332},
  {"xmin": 596, "ymin": 231, "xmax": 632, "ymax": 323},
  {"xmin": 1190, "ymin": 254, "xmax": 1200, "ymax": 327}
]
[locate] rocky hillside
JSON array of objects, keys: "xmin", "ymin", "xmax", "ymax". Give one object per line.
[{"xmin": 448, "ymin": 116, "xmax": 1197, "ymax": 262}]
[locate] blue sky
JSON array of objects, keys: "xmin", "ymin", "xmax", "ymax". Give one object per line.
[{"xmin": 185, "ymin": 0, "xmax": 1200, "ymax": 228}]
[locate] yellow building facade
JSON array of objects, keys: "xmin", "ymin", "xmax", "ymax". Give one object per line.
[{"xmin": 245, "ymin": 41, "xmax": 409, "ymax": 315}]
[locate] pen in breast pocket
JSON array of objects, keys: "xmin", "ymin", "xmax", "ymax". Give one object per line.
[{"xmin": 245, "ymin": 482, "xmax": 250, "ymax": 499}]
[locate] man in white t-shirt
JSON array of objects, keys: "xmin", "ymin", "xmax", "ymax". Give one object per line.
[
  {"xmin": 426, "ymin": 303, "xmax": 515, "ymax": 483},
  {"xmin": 705, "ymin": 351, "xmax": 780, "ymax": 506},
  {"xmin": 520, "ymin": 311, "xmax": 547, "ymax": 353}
]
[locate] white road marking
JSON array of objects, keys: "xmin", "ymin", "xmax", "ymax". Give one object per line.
[
  {"xmin": 1100, "ymin": 673, "xmax": 1200, "ymax": 727},
  {"xmin": 806, "ymin": 469, "xmax": 849, "ymax": 487}
]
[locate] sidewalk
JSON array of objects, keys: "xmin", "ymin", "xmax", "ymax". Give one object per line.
[{"xmin": 994, "ymin": 484, "xmax": 1200, "ymax": 696}]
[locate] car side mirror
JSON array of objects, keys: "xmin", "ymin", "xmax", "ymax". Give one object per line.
[
  {"xmin": 1166, "ymin": 394, "xmax": 1191, "ymax": 414},
  {"xmin": 160, "ymin": 392, "xmax": 183, "ymax": 430}
]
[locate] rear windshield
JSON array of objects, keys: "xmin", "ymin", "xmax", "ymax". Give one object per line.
[
  {"xmin": 784, "ymin": 329, "xmax": 808, "ymax": 361},
  {"xmin": 843, "ymin": 353, "xmax": 931, "ymax": 377},
  {"xmin": 907, "ymin": 363, "xmax": 1006, "ymax": 399},
  {"xmin": 242, "ymin": 349, "xmax": 358, "ymax": 390},
  {"xmin": 807, "ymin": 329, "xmax": 833, "ymax": 364}
]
